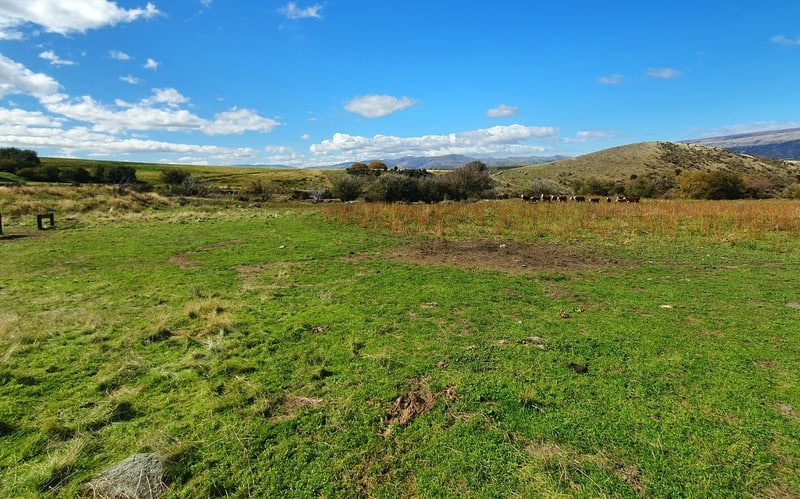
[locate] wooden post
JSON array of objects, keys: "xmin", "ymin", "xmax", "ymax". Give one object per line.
[
  {"xmin": 0, "ymin": 212, "xmax": 3, "ymax": 236},
  {"xmin": 37, "ymin": 213, "xmax": 55, "ymax": 230}
]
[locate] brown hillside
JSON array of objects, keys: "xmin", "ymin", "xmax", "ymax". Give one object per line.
[{"xmin": 494, "ymin": 141, "xmax": 800, "ymax": 195}]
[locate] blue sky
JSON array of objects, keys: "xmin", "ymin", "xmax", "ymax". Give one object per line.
[{"xmin": 0, "ymin": 1, "xmax": 798, "ymax": 167}]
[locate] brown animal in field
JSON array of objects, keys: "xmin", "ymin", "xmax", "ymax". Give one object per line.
[
  {"xmin": 571, "ymin": 196, "xmax": 586, "ymax": 202},
  {"xmin": 590, "ymin": 197, "xmax": 600, "ymax": 203}
]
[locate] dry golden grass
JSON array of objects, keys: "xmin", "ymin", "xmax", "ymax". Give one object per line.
[
  {"xmin": 322, "ymin": 199, "xmax": 800, "ymax": 245},
  {"xmin": 0, "ymin": 185, "xmax": 174, "ymax": 217}
]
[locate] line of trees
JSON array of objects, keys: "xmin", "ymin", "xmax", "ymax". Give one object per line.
[
  {"xmin": 0, "ymin": 147, "xmax": 146, "ymax": 186},
  {"xmin": 332, "ymin": 161, "xmax": 497, "ymax": 202}
]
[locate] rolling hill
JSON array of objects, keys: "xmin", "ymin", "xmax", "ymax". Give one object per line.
[
  {"xmin": 494, "ymin": 141, "xmax": 800, "ymax": 194},
  {"xmin": 685, "ymin": 128, "xmax": 800, "ymax": 160}
]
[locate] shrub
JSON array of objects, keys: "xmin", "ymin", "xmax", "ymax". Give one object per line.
[
  {"xmin": 677, "ymin": 171, "xmax": 746, "ymax": 199},
  {"xmin": 331, "ymin": 175, "xmax": 363, "ymax": 202},
  {"xmin": 364, "ymin": 174, "xmax": 421, "ymax": 202},
  {"xmin": 240, "ymin": 178, "xmax": 276, "ymax": 202},
  {"xmin": 94, "ymin": 165, "xmax": 138, "ymax": 184},
  {"xmin": 531, "ymin": 178, "xmax": 566, "ymax": 196},
  {"xmin": 16, "ymin": 166, "xmax": 60, "ymax": 182},
  {"xmin": 443, "ymin": 161, "xmax": 496, "ymax": 200},
  {"xmin": 160, "ymin": 169, "xmax": 191, "ymax": 186}
]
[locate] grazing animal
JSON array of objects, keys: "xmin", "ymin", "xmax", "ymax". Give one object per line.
[
  {"xmin": 571, "ymin": 196, "xmax": 586, "ymax": 202},
  {"xmin": 590, "ymin": 197, "xmax": 600, "ymax": 203},
  {"xmin": 625, "ymin": 196, "xmax": 640, "ymax": 203},
  {"xmin": 557, "ymin": 195, "xmax": 568, "ymax": 202}
]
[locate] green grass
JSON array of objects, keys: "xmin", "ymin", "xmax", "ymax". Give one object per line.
[{"xmin": 1, "ymin": 202, "xmax": 800, "ymax": 497}]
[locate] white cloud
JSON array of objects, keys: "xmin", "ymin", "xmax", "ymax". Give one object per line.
[
  {"xmin": 110, "ymin": 50, "xmax": 131, "ymax": 61},
  {"xmin": 0, "ymin": 0, "xmax": 160, "ymax": 37},
  {"xmin": 563, "ymin": 130, "xmax": 618, "ymax": 143},
  {"xmin": 486, "ymin": 104, "xmax": 518, "ymax": 118},
  {"xmin": 598, "ymin": 73, "xmax": 623, "ymax": 85},
  {"xmin": 0, "ymin": 107, "xmax": 65, "ymax": 127},
  {"xmin": 647, "ymin": 67, "xmax": 681, "ymax": 79},
  {"xmin": 309, "ymin": 124, "xmax": 559, "ymax": 160},
  {"xmin": 771, "ymin": 35, "xmax": 800, "ymax": 46},
  {"xmin": 278, "ymin": 2, "xmax": 323, "ymax": 20},
  {"xmin": 344, "ymin": 94, "xmax": 418, "ymax": 118},
  {"xmin": 120, "ymin": 75, "xmax": 141, "ymax": 84},
  {"xmin": 204, "ymin": 108, "xmax": 281, "ymax": 135},
  {"xmin": 300, "ymin": 133, "xmax": 311, "ymax": 140},
  {"xmin": 0, "ymin": 54, "xmax": 60, "ymax": 98},
  {"xmin": 200, "ymin": 0, "xmax": 213, "ymax": 6},
  {"xmin": 144, "ymin": 58, "xmax": 159, "ymax": 70},
  {"xmin": 147, "ymin": 88, "xmax": 189, "ymax": 106},
  {"xmin": 39, "ymin": 50, "xmax": 76, "ymax": 66}
]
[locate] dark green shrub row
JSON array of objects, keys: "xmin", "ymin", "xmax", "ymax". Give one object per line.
[{"xmin": 333, "ymin": 161, "xmax": 496, "ymax": 203}]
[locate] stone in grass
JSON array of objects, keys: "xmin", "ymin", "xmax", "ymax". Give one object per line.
[{"xmin": 83, "ymin": 453, "xmax": 170, "ymax": 499}]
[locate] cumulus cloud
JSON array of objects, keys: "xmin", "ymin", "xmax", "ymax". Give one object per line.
[
  {"xmin": 0, "ymin": 54, "xmax": 60, "ymax": 97},
  {"xmin": 147, "ymin": 88, "xmax": 190, "ymax": 106},
  {"xmin": 0, "ymin": 106, "xmax": 65, "ymax": 127},
  {"xmin": 598, "ymin": 73, "xmax": 623, "ymax": 85},
  {"xmin": 344, "ymin": 94, "xmax": 417, "ymax": 118},
  {"xmin": 0, "ymin": 0, "xmax": 160, "ymax": 37},
  {"xmin": 647, "ymin": 67, "xmax": 681, "ymax": 79},
  {"xmin": 309, "ymin": 124, "xmax": 558, "ymax": 159},
  {"xmin": 771, "ymin": 35, "xmax": 800, "ymax": 46},
  {"xmin": 486, "ymin": 104, "xmax": 518, "ymax": 118},
  {"xmin": 204, "ymin": 108, "xmax": 281, "ymax": 135},
  {"xmin": 144, "ymin": 58, "xmax": 159, "ymax": 70},
  {"xmin": 278, "ymin": 2, "xmax": 323, "ymax": 19},
  {"xmin": 39, "ymin": 50, "xmax": 76, "ymax": 66},
  {"xmin": 110, "ymin": 50, "xmax": 131, "ymax": 61}
]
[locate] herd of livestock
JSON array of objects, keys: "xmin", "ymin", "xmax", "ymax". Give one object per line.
[{"xmin": 521, "ymin": 194, "xmax": 641, "ymax": 203}]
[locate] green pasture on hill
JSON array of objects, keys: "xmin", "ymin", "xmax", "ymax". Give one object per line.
[{"xmin": 1, "ymin": 205, "xmax": 800, "ymax": 497}]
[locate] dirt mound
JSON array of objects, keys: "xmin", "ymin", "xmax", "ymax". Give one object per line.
[{"xmin": 388, "ymin": 240, "xmax": 619, "ymax": 274}]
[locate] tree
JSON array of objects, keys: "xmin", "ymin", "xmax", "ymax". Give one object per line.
[
  {"xmin": 346, "ymin": 162, "xmax": 371, "ymax": 176},
  {"xmin": 0, "ymin": 147, "xmax": 40, "ymax": 173},
  {"xmin": 367, "ymin": 160, "xmax": 388, "ymax": 174}
]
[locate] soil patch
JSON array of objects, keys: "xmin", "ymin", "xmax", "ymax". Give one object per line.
[
  {"xmin": 388, "ymin": 239, "xmax": 623, "ymax": 274},
  {"xmin": 385, "ymin": 386, "xmax": 458, "ymax": 433}
]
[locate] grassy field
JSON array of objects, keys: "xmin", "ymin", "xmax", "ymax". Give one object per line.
[{"xmin": 1, "ymin": 193, "xmax": 800, "ymax": 497}]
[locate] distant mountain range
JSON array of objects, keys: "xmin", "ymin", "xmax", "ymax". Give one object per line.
[
  {"xmin": 327, "ymin": 154, "xmax": 568, "ymax": 170},
  {"xmin": 684, "ymin": 127, "xmax": 800, "ymax": 160}
]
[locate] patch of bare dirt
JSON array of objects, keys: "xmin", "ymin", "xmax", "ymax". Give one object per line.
[
  {"xmin": 388, "ymin": 239, "xmax": 624, "ymax": 274},
  {"xmin": 269, "ymin": 395, "xmax": 325, "ymax": 423},
  {"xmin": 384, "ymin": 386, "xmax": 458, "ymax": 434}
]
